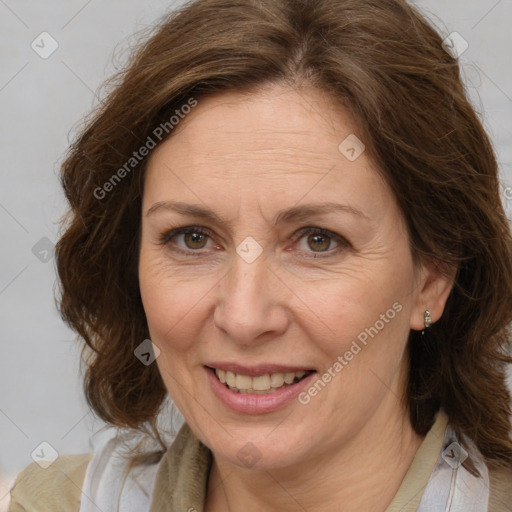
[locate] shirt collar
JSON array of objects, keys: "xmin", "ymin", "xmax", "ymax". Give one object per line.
[
  {"xmin": 149, "ymin": 422, "xmax": 212, "ymax": 512},
  {"xmin": 148, "ymin": 410, "xmax": 449, "ymax": 512}
]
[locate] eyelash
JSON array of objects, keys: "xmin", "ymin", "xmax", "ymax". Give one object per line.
[{"xmin": 158, "ymin": 226, "xmax": 350, "ymax": 259}]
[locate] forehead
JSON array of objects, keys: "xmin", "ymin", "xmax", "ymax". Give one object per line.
[
  {"xmin": 160, "ymin": 85, "xmax": 356, "ymax": 158},
  {"xmin": 142, "ymin": 85, "xmax": 394, "ymax": 220}
]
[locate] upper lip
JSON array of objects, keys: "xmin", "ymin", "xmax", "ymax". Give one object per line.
[{"xmin": 205, "ymin": 363, "xmax": 316, "ymax": 377}]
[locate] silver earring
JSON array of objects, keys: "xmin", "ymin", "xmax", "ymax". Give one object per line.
[{"xmin": 422, "ymin": 310, "xmax": 432, "ymax": 336}]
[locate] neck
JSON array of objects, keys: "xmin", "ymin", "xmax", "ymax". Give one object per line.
[{"xmin": 204, "ymin": 404, "xmax": 424, "ymax": 512}]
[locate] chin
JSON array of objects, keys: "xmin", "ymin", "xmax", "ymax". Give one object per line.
[{"xmin": 191, "ymin": 412, "xmax": 319, "ymax": 470}]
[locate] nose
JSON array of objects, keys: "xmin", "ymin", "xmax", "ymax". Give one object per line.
[{"xmin": 213, "ymin": 250, "xmax": 290, "ymax": 346}]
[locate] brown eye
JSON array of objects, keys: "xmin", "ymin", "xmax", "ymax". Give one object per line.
[
  {"xmin": 294, "ymin": 227, "xmax": 350, "ymax": 257},
  {"xmin": 183, "ymin": 231, "xmax": 208, "ymax": 249},
  {"xmin": 306, "ymin": 233, "xmax": 332, "ymax": 252},
  {"xmin": 160, "ymin": 226, "xmax": 214, "ymax": 255}
]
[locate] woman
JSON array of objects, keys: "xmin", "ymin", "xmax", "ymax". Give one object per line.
[{"xmin": 9, "ymin": 0, "xmax": 512, "ymax": 510}]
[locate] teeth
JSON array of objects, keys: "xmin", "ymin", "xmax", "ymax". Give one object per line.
[
  {"xmin": 253, "ymin": 374, "xmax": 270, "ymax": 390},
  {"xmin": 284, "ymin": 372, "xmax": 295, "ymax": 385},
  {"xmin": 214, "ymin": 368, "xmax": 309, "ymax": 393},
  {"xmin": 270, "ymin": 373, "xmax": 284, "ymax": 387},
  {"xmin": 236, "ymin": 374, "xmax": 252, "ymax": 390},
  {"xmin": 226, "ymin": 371, "xmax": 236, "ymax": 387}
]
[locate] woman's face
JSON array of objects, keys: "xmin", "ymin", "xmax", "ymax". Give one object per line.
[{"xmin": 138, "ymin": 84, "xmax": 449, "ymax": 470}]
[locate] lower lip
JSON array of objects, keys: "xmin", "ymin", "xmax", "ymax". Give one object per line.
[{"xmin": 205, "ymin": 367, "xmax": 316, "ymax": 414}]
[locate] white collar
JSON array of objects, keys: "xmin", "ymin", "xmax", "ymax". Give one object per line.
[
  {"xmin": 417, "ymin": 423, "xmax": 489, "ymax": 511},
  {"xmin": 79, "ymin": 418, "xmax": 489, "ymax": 512}
]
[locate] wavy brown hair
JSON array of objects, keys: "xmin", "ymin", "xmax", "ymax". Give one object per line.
[{"xmin": 55, "ymin": 0, "xmax": 512, "ymax": 468}]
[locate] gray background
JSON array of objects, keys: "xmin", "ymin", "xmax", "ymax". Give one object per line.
[{"xmin": 1, "ymin": 0, "xmax": 511, "ymax": 508}]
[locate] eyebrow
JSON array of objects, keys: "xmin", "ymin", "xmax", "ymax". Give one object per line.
[{"xmin": 146, "ymin": 200, "xmax": 369, "ymax": 227}]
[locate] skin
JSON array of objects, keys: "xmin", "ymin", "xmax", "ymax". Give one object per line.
[{"xmin": 138, "ymin": 83, "xmax": 455, "ymax": 512}]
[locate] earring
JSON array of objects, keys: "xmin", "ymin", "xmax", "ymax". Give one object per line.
[{"xmin": 421, "ymin": 310, "xmax": 432, "ymax": 336}]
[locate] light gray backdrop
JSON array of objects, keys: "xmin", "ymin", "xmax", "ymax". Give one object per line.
[{"xmin": 1, "ymin": 0, "xmax": 511, "ymax": 509}]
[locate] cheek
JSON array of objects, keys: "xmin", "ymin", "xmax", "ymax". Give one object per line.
[
  {"xmin": 293, "ymin": 255, "xmax": 415, "ymax": 365},
  {"xmin": 311, "ymin": 289, "xmax": 409, "ymax": 366},
  {"xmin": 138, "ymin": 246, "xmax": 213, "ymax": 353}
]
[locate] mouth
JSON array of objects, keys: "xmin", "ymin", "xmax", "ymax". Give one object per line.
[{"xmin": 206, "ymin": 366, "xmax": 315, "ymax": 395}]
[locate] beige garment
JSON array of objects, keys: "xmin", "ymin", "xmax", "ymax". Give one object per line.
[
  {"xmin": 9, "ymin": 410, "xmax": 512, "ymax": 511},
  {"xmin": 9, "ymin": 453, "xmax": 93, "ymax": 512}
]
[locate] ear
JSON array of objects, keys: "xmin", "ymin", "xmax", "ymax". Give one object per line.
[{"xmin": 410, "ymin": 259, "xmax": 457, "ymax": 331}]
